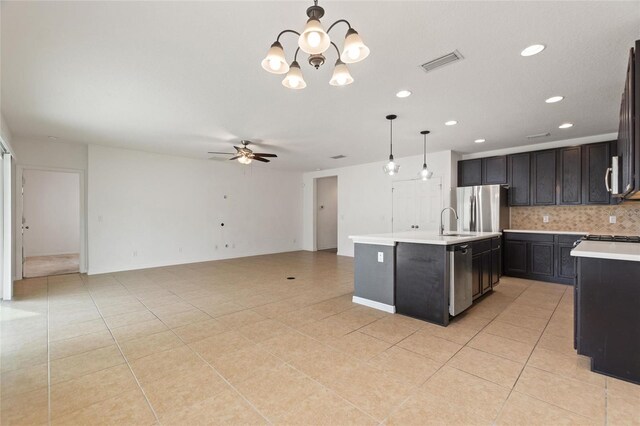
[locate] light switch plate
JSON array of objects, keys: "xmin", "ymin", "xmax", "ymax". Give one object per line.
[
  {"xmin": 377, "ymin": 252, "xmax": 384, "ymax": 263},
  {"xmin": 543, "ymin": 215, "xmax": 549, "ymax": 223},
  {"xmin": 609, "ymin": 215, "xmax": 617, "ymax": 224}
]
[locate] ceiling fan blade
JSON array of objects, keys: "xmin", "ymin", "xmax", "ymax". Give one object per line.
[
  {"xmin": 207, "ymin": 152, "xmax": 234, "ymax": 155},
  {"xmin": 229, "ymin": 155, "xmax": 241, "ymax": 161},
  {"xmin": 233, "ymin": 146, "xmax": 241, "ymax": 152},
  {"xmin": 252, "ymin": 153, "xmax": 277, "ymax": 157},
  {"xmin": 252, "ymin": 156, "xmax": 270, "ymax": 163}
]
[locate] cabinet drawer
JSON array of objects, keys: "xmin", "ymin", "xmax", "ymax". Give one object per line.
[
  {"xmin": 557, "ymin": 234, "xmax": 584, "ymax": 244},
  {"xmin": 504, "ymin": 233, "xmax": 554, "ymax": 242},
  {"xmin": 491, "ymin": 237, "xmax": 501, "ymax": 249},
  {"xmin": 471, "ymin": 239, "xmax": 492, "ymax": 254}
]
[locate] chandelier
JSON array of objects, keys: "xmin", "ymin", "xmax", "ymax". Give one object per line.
[{"xmin": 261, "ymin": 0, "xmax": 370, "ymax": 89}]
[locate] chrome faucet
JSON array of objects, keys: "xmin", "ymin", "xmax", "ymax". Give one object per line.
[{"xmin": 440, "ymin": 207, "xmax": 459, "ymax": 235}]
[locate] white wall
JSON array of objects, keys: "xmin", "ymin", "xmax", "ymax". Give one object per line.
[
  {"xmin": 88, "ymin": 145, "xmax": 303, "ymax": 274},
  {"xmin": 23, "ymin": 169, "xmax": 80, "ymax": 256},
  {"xmin": 302, "ymin": 150, "xmax": 458, "ymax": 257},
  {"xmin": 316, "ymin": 176, "xmax": 337, "ymax": 250}
]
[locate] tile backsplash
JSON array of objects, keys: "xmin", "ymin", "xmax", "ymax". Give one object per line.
[{"xmin": 510, "ymin": 204, "xmax": 640, "ymax": 235}]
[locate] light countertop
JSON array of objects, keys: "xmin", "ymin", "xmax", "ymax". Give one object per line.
[
  {"xmin": 571, "ymin": 240, "xmax": 640, "ymax": 262},
  {"xmin": 349, "ymin": 231, "xmax": 501, "ymax": 246},
  {"xmin": 504, "ymin": 229, "xmax": 588, "ymax": 235}
]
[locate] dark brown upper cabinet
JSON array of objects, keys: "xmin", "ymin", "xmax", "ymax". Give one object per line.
[
  {"xmin": 482, "ymin": 156, "xmax": 508, "ymax": 185},
  {"xmin": 458, "ymin": 159, "xmax": 482, "ymax": 187},
  {"xmin": 507, "ymin": 152, "xmax": 531, "ymax": 206},
  {"xmin": 557, "ymin": 146, "xmax": 582, "ymax": 205},
  {"xmin": 531, "ymin": 149, "xmax": 557, "ymax": 205},
  {"xmin": 582, "ymin": 141, "xmax": 615, "ymax": 205}
]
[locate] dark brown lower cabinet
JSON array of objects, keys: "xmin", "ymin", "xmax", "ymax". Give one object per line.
[
  {"xmin": 471, "ymin": 237, "xmax": 500, "ymax": 299},
  {"xmin": 503, "ymin": 232, "xmax": 584, "ymax": 284}
]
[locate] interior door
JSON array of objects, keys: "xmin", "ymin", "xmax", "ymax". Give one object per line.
[
  {"xmin": 392, "ymin": 180, "xmax": 417, "ymax": 232},
  {"xmin": 416, "ymin": 179, "xmax": 443, "ymax": 232}
]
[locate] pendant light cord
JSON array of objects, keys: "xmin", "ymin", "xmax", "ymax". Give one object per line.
[
  {"xmin": 423, "ymin": 134, "xmax": 427, "ymax": 166},
  {"xmin": 390, "ymin": 119, "xmax": 393, "ymax": 157}
]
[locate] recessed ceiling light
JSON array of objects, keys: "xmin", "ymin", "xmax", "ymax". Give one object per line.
[
  {"xmin": 474, "ymin": 139, "xmax": 486, "ymax": 143},
  {"xmin": 396, "ymin": 90, "xmax": 412, "ymax": 98},
  {"xmin": 521, "ymin": 44, "xmax": 545, "ymax": 57},
  {"xmin": 559, "ymin": 123, "xmax": 574, "ymax": 129},
  {"xmin": 445, "ymin": 120, "xmax": 458, "ymax": 126},
  {"xmin": 545, "ymin": 96, "xmax": 564, "ymax": 103},
  {"xmin": 48, "ymin": 136, "xmax": 57, "ymax": 140}
]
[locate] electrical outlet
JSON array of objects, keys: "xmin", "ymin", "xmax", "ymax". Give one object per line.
[
  {"xmin": 543, "ymin": 215, "xmax": 549, "ymax": 223},
  {"xmin": 377, "ymin": 252, "xmax": 384, "ymax": 263},
  {"xmin": 609, "ymin": 215, "xmax": 617, "ymax": 224}
]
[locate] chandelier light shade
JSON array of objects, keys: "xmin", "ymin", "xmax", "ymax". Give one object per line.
[
  {"xmin": 282, "ymin": 61, "xmax": 307, "ymax": 89},
  {"xmin": 383, "ymin": 115, "xmax": 400, "ymax": 176},
  {"xmin": 261, "ymin": 41, "xmax": 289, "ymax": 74},
  {"xmin": 340, "ymin": 29, "xmax": 370, "ymax": 63},
  {"xmin": 261, "ymin": 0, "xmax": 369, "ymax": 89},
  {"xmin": 419, "ymin": 130, "xmax": 434, "ymax": 180},
  {"xmin": 299, "ymin": 19, "xmax": 331, "ymax": 54},
  {"xmin": 329, "ymin": 60, "xmax": 354, "ymax": 86}
]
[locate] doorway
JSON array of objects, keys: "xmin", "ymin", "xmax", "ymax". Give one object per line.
[
  {"xmin": 315, "ymin": 176, "xmax": 338, "ymax": 253},
  {"xmin": 21, "ymin": 169, "xmax": 81, "ymax": 278}
]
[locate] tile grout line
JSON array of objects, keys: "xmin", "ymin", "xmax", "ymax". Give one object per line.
[
  {"xmin": 116, "ymin": 277, "xmax": 275, "ymax": 426},
  {"xmin": 47, "ymin": 277, "xmax": 52, "ymax": 426},
  {"xmin": 491, "ymin": 285, "xmax": 573, "ymax": 424},
  {"xmin": 78, "ymin": 275, "xmax": 162, "ymax": 425}
]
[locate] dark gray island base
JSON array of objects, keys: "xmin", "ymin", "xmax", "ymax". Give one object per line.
[
  {"xmin": 351, "ymin": 231, "xmax": 502, "ymax": 327},
  {"xmin": 575, "ymin": 256, "xmax": 640, "ymax": 384}
]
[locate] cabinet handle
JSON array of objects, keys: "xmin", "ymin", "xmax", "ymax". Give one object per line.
[{"xmin": 605, "ymin": 167, "xmax": 612, "ymax": 193}]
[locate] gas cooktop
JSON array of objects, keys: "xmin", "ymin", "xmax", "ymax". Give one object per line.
[{"xmin": 583, "ymin": 235, "xmax": 640, "ymax": 243}]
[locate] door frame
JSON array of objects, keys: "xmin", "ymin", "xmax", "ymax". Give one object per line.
[
  {"xmin": 312, "ymin": 175, "xmax": 338, "ymax": 252},
  {"xmin": 16, "ymin": 165, "xmax": 87, "ymax": 279}
]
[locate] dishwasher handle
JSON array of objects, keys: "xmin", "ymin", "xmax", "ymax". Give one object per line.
[{"xmin": 448, "ymin": 244, "xmax": 469, "ymax": 254}]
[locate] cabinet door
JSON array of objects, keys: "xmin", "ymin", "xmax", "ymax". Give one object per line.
[
  {"xmin": 582, "ymin": 142, "xmax": 613, "ymax": 205},
  {"xmin": 530, "ymin": 242, "xmax": 554, "ymax": 276},
  {"xmin": 504, "ymin": 240, "xmax": 527, "ymax": 274},
  {"xmin": 482, "ymin": 156, "xmax": 507, "ymax": 185},
  {"xmin": 531, "ymin": 150, "xmax": 557, "ymax": 205},
  {"xmin": 491, "ymin": 247, "xmax": 501, "ymax": 285},
  {"xmin": 481, "ymin": 251, "xmax": 492, "ymax": 293},
  {"xmin": 472, "ymin": 255, "xmax": 482, "ymax": 299},
  {"xmin": 458, "ymin": 159, "xmax": 482, "ymax": 187},
  {"xmin": 508, "ymin": 153, "xmax": 531, "ymax": 206},
  {"xmin": 557, "ymin": 243, "xmax": 577, "ymax": 280},
  {"xmin": 558, "ymin": 146, "xmax": 582, "ymax": 205}
]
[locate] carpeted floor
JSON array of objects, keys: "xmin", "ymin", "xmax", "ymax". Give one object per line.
[{"xmin": 23, "ymin": 253, "xmax": 80, "ymax": 278}]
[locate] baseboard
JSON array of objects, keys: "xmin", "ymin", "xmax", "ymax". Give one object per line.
[{"xmin": 352, "ymin": 296, "xmax": 396, "ymax": 313}]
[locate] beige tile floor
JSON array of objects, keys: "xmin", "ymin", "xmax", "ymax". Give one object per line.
[
  {"xmin": 1, "ymin": 251, "xmax": 639, "ymax": 425},
  {"xmin": 23, "ymin": 254, "xmax": 80, "ymax": 278}
]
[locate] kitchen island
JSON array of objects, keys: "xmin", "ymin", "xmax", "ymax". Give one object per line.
[
  {"xmin": 349, "ymin": 231, "xmax": 501, "ymax": 326},
  {"xmin": 571, "ymin": 239, "xmax": 640, "ymax": 384}
]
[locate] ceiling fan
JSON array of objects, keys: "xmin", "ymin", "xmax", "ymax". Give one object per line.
[{"xmin": 208, "ymin": 140, "xmax": 278, "ymax": 165}]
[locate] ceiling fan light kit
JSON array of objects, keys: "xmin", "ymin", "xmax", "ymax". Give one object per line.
[
  {"xmin": 208, "ymin": 140, "xmax": 278, "ymax": 165},
  {"xmin": 262, "ymin": 0, "xmax": 369, "ymax": 89}
]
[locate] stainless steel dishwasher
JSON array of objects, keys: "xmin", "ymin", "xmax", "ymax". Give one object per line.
[{"xmin": 447, "ymin": 243, "xmax": 473, "ymax": 316}]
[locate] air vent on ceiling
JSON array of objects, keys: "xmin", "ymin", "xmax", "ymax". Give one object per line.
[
  {"xmin": 420, "ymin": 50, "xmax": 464, "ymax": 73},
  {"xmin": 330, "ymin": 155, "xmax": 346, "ymax": 159},
  {"xmin": 526, "ymin": 132, "xmax": 551, "ymax": 139}
]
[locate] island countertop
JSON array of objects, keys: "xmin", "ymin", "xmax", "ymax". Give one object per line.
[
  {"xmin": 349, "ymin": 231, "xmax": 502, "ymax": 246},
  {"xmin": 571, "ymin": 240, "xmax": 640, "ymax": 262}
]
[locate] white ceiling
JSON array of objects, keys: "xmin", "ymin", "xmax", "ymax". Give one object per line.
[{"xmin": 2, "ymin": 1, "xmax": 638, "ymax": 171}]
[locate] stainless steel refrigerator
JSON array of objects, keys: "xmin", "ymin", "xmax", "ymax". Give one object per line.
[{"xmin": 451, "ymin": 185, "xmax": 509, "ymax": 233}]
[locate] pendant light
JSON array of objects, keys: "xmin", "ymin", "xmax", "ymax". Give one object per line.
[
  {"xmin": 261, "ymin": 41, "xmax": 289, "ymax": 74},
  {"xmin": 282, "ymin": 61, "xmax": 307, "ymax": 89},
  {"xmin": 419, "ymin": 130, "xmax": 433, "ymax": 180},
  {"xmin": 383, "ymin": 115, "xmax": 400, "ymax": 176}
]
